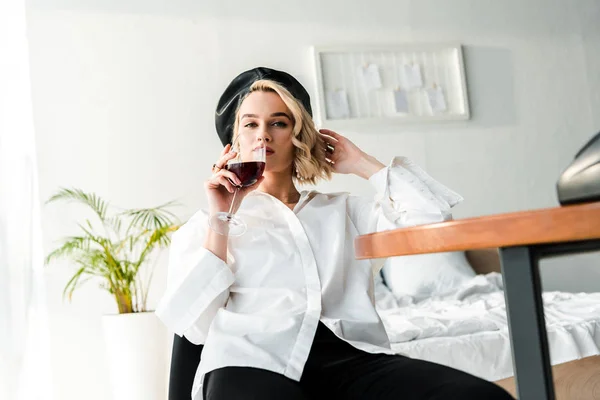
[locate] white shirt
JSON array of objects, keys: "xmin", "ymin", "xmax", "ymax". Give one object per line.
[{"xmin": 155, "ymin": 156, "xmax": 463, "ymax": 399}]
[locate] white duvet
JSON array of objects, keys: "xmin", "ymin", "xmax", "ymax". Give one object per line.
[{"xmin": 375, "ymin": 273, "xmax": 600, "ymax": 381}]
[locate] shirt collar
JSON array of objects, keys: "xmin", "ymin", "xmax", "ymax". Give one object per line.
[{"xmin": 246, "ymin": 189, "xmax": 315, "ymax": 213}]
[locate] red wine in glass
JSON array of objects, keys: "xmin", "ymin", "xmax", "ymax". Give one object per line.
[
  {"xmin": 226, "ymin": 161, "xmax": 266, "ymax": 187},
  {"xmin": 208, "ymin": 145, "xmax": 266, "ymax": 236}
]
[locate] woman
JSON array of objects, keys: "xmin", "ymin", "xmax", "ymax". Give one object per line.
[{"xmin": 156, "ymin": 67, "xmax": 513, "ymax": 400}]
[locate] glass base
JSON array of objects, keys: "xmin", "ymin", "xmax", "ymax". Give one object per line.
[{"xmin": 208, "ymin": 212, "xmax": 247, "ymax": 237}]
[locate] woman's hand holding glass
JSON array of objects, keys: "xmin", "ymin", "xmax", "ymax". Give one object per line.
[{"xmin": 206, "ymin": 143, "xmax": 266, "ymax": 236}]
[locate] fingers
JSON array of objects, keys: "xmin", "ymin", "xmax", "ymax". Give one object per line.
[
  {"xmin": 317, "ymin": 131, "xmax": 337, "ymax": 166},
  {"xmin": 318, "ymin": 129, "xmax": 341, "ymax": 157},
  {"xmin": 319, "ymin": 128, "xmax": 337, "ymax": 135},
  {"xmin": 207, "ymin": 169, "xmax": 241, "ymax": 193},
  {"xmin": 318, "ymin": 129, "xmax": 342, "ymax": 142},
  {"xmin": 209, "ymin": 175, "xmax": 236, "ymax": 193},
  {"xmin": 220, "ymin": 170, "xmax": 242, "ymax": 187},
  {"xmin": 319, "ymin": 132, "xmax": 337, "ymax": 157},
  {"xmin": 325, "ymin": 142, "xmax": 335, "ymax": 154},
  {"xmin": 220, "ymin": 143, "xmax": 231, "ymax": 157},
  {"xmin": 205, "ymin": 178, "xmax": 235, "ymax": 194},
  {"xmin": 217, "ymin": 176, "xmax": 236, "ymax": 193},
  {"xmin": 212, "ymin": 149, "xmax": 238, "ymax": 175},
  {"xmin": 319, "ymin": 133, "xmax": 339, "ymax": 145},
  {"xmin": 213, "ymin": 144, "xmax": 232, "ymax": 170},
  {"xmin": 208, "ymin": 145, "xmax": 244, "ymax": 193},
  {"xmin": 215, "ymin": 150, "xmax": 238, "ymax": 170}
]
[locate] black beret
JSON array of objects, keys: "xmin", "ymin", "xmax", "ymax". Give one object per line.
[{"xmin": 215, "ymin": 67, "xmax": 313, "ymax": 147}]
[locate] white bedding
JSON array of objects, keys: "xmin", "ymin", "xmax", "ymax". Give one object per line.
[{"xmin": 375, "ymin": 272, "xmax": 600, "ymax": 381}]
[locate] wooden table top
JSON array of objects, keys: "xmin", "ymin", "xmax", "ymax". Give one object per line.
[{"xmin": 355, "ymin": 202, "xmax": 600, "ymax": 259}]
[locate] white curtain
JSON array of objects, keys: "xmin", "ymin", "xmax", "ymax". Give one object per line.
[{"xmin": 0, "ymin": 0, "xmax": 53, "ymax": 399}]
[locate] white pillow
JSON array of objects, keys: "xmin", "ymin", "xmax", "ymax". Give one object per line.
[{"xmin": 380, "ymin": 251, "xmax": 476, "ymax": 300}]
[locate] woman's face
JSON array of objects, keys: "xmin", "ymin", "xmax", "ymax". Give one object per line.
[{"xmin": 236, "ymin": 91, "xmax": 295, "ymax": 174}]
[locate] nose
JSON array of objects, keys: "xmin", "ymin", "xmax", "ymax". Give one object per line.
[{"xmin": 256, "ymin": 128, "xmax": 272, "ymax": 144}]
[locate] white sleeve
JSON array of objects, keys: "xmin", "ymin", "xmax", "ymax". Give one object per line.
[
  {"xmin": 155, "ymin": 209, "xmax": 235, "ymax": 344},
  {"xmin": 347, "ymin": 157, "xmax": 463, "ymax": 273}
]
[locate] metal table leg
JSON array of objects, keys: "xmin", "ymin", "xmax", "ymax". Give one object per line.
[{"xmin": 500, "ymin": 246, "xmax": 555, "ymax": 400}]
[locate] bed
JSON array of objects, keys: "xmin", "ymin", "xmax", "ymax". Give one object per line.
[{"xmin": 374, "ymin": 248, "xmax": 600, "ymax": 399}]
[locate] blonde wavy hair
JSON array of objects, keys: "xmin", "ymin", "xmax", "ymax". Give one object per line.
[{"xmin": 232, "ymin": 79, "xmax": 333, "ymax": 185}]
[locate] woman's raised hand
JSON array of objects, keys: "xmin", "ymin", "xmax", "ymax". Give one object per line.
[
  {"xmin": 205, "ymin": 144, "xmax": 263, "ymax": 213},
  {"xmin": 319, "ymin": 129, "xmax": 385, "ymax": 179}
]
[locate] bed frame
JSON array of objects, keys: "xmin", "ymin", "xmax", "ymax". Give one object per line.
[{"xmin": 466, "ymin": 248, "xmax": 600, "ymax": 399}]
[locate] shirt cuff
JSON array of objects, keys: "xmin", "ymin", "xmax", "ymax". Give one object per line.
[
  {"xmin": 155, "ymin": 247, "xmax": 235, "ymax": 335},
  {"xmin": 368, "ymin": 164, "xmax": 389, "ymax": 202},
  {"xmin": 369, "ymin": 156, "xmax": 464, "ymax": 218}
]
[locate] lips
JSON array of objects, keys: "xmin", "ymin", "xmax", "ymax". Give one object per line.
[{"xmin": 253, "ymin": 145, "xmax": 275, "ymax": 156}]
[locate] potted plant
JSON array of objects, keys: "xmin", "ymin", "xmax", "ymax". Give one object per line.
[{"xmin": 45, "ymin": 188, "xmax": 181, "ymax": 400}]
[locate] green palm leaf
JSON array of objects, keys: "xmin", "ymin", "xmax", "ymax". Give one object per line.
[
  {"xmin": 45, "ymin": 236, "xmax": 94, "ymax": 264},
  {"xmin": 63, "ymin": 265, "xmax": 94, "ymax": 301},
  {"xmin": 46, "ymin": 188, "xmax": 109, "ymax": 223},
  {"xmin": 45, "ymin": 189, "xmax": 182, "ymax": 314},
  {"xmin": 122, "ymin": 200, "xmax": 180, "ymax": 236}
]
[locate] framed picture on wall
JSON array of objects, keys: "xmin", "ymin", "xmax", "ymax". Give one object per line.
[{"xmin": 311, "ymin": 43, "xmax": 470, "ymax": 128}]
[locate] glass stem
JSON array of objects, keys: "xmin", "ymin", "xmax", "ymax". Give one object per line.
[{"xmin": 228, "ymin": 187, "xmax": 240, "ymax": 216}]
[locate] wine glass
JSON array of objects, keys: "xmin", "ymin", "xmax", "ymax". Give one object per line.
[{"xmin": 208, "ymin": 143, "xmax": 266, "ymax": 236}]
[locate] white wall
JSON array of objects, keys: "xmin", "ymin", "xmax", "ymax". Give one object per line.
[{"xmin": 25, "ymin": 1, "xmax": 600, "ymax": 399}]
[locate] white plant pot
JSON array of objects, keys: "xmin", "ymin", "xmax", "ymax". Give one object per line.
[{"xmin": 102, "ymin": 311, "xmax": 168, "ymax": 400}]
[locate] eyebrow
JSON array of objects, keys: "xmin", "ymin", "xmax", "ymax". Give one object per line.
[{"xmin": 241, "ymin": 112, "xmax": 291, "ymax": 120}]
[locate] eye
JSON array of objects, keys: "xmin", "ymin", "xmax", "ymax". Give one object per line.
[
  {"xmin": 244, "ymin": 122, "xmax": 258, "ymax": 128},
  {"xmin": 272, "ymin": 121, "xmax": 288, "ymax": 128}
]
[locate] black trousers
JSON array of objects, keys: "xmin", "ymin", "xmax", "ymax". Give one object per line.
[{"xmin": 170, "ymin": 322, "xmax": 514, "ymax": 400}]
